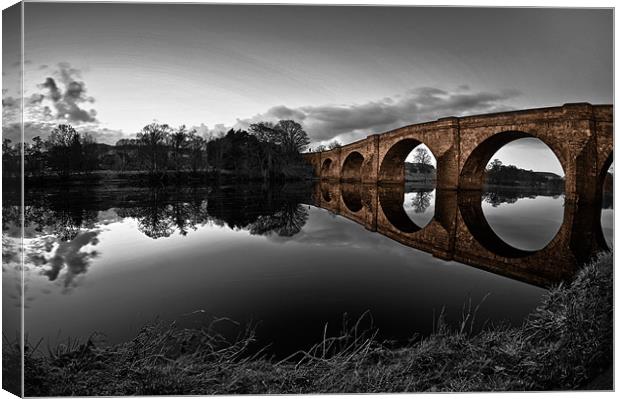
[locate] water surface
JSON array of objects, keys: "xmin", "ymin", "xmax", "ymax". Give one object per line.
[{"xmin": 2, "ymin": 182, "xmax": 612, "ymax": 357}]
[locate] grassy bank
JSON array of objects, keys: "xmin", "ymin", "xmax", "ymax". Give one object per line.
[{"xmin": 9, "ymin": 252, "xmax": 613, "ymax": 395}]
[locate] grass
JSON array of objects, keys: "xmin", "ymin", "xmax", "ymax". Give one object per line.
[{"xmin": 4, "ymin": 252, "xmax": 613, "ymax": 395}]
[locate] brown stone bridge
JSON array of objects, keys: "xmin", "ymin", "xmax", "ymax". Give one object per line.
[
  {"xmin": 303, "ymin": 103, "xmax": 613, "ymax": 204},
  {"xmin": 310, "ymin": 182, "xmax": 609, "ymax": 287}
]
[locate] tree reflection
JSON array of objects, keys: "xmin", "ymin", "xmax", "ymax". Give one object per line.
[
  {"xmin": 482, "ymin": 186, "xmax": 564, "ymax": 207},
  {"xmin": 3, "ymin": 183, "xmax": 312, "ymax": 292},
  {"xmin": 410, "ymin": 190, "xmax": 433, "ymax": 213},
  {"xmin": 249, "ymin": 203, "xmax": 309, "ymax": 237}
]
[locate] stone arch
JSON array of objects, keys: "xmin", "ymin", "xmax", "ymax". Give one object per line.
[
  {"xmin": 379, "ymin": 138, "xmax": 435, "ymax": 183},
  {"xmin": 459, "ymin": 131, "xmax": 566, "ymax": 191},
  {"xmin": 341, "ymin": 151, "xmax": 364, "ymax": 182}
]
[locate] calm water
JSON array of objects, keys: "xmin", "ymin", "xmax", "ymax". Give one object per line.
[{"xmin": 2, "ymin": 182, "xmax": 613, "ymax": 357}]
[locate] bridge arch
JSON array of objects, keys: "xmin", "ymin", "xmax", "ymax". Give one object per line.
[
  {"xmin": 341, "ymin": 151, "xmax": 365, "ymax": 182},
  {"xmin": 379, "ymin": 139, "xmax": 436, "ymax": 183},
  {"xmin": 459, "ymin": 131, "xmax": 566, "ymax": 191}
]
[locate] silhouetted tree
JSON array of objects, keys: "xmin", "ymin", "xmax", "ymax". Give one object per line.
[
  {"xmin": 168, "ymin": 125, "xmax": 190, "ymax": 174},
  {"xmin": 410, "ymin": 190, "xmax": 432, "ymax": 213},
  {"xmin": 275, "ymin": 120, "xmax": 310, "ymax": 153},
  {"xmin": 327, "ymin": 140, "xmax": 341, "ymax": 150},
  {"xmin": 46, "ymin": 124, "xmax": 83, "ymax": 177},
  {"xmin": 187, "ymin": 131, "xmax": 207, "ymax": 174},
  {"xmin": 413, "ymin": 147, "xmax": 433, "ymax": 173},
  {"xmin": 137, "ymin": 122, "xmax": 172, "ymax": 176},
  {"xmin": 2, "ymin": 139, "xmax": 20, "ymax": 178}
]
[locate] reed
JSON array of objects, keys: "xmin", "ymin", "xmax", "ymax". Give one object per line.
[{"xmin": 5, "ymin": 252, "xmax": 612, "ymax": 395}]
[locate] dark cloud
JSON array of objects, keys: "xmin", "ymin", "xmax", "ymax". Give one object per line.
[
  {"xmin": 237, "ymin": 86, "xmax": 521, "ymax": 145},
  {"xmin": 40, "ymin": 77, "xmax": 62, "ymax": 101},
  {"xmin": 36, "ymin": 63, "xmax": 97, "ymax": 123},
  {"xmin": 2, "ymin": 95, "xmax": 18, "ymax": 108}
]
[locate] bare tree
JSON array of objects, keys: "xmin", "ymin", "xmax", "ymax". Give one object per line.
[
  {"xmin": 275, "ymin": 120, "xmax": 310, "ymax": 153},
  {"xmin": 187, "ymin": 131, "xmax": 206, "ymax": 174},
  {"xmin": 250, "ymin": 120, "xmax": 310, "ymax": 154},
  {"xmin": 47, "ymin": 124, "xmax": 82, "ymax": 177},
  {"xmin": 327, "ymin": 140, "xmax": 342, "ymax": 150},
  {"xmin": 168, "ymin": 125, "xmax": 189, "ymax": 174},
  {"xmin": 413, "ymin": 147, "xmax": 433, "ymax": 172},
  {"xmin": 137, "ymin": 122, "xmax": 172, "ymax": 176}
]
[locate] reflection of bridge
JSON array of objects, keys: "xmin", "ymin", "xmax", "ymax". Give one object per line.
[
  {"xmin": 311, "ymin": 182, "xmax": 608, "ymax": 287},
  {"xmin": 304, "ymin": 103, "xmax": 613, "ymax": 204}
]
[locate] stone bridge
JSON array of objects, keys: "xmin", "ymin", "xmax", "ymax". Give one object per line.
[
  {"xmin": 303, "ymin": 103, "xmax": 613, "ymax": 204},
  {"xmin": 311, "ymin": 182, "xmax": 609, "ymax": 287}
]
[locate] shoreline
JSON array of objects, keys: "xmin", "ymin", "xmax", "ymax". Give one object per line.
[{"xmin": 7, "ymin": 252, "xmax": 613, "ymax": 395}]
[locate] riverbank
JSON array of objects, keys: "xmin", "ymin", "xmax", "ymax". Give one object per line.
[{"xmin": 11, "ymin": 252, "xmax": 613, "ymax": 395}]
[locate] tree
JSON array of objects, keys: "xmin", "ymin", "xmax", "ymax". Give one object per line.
[
  {"xmin": 314, "ymin": 144, "xmax": 327, "ymax": 152},
  {"xmin": 25, "ymin": 136, "xmax": 45, "ymax": 176},
  {"xmin": 486, "ymin": 159, "xmax": 504, "ymax": 184},
  {"xmin": 413, "ymin": 147, "xmax": 433, "ymax": 172},
  {"xmin": 137, "ymin": 122, "xmax": 172, "ymax": 176},
  {"xmin": 47, "ymin": 124, "xmax": 82, "ymax": 177},
  {"xmin": 488, "ymin": 158, "xmax": 503, "ymax": 172},
  {"xmin": 275, "ymin": 120, "xmax": 310, "ymax": 153},
  {"xmin": 249, "ymin": 120, "xmax": 310, "ymax": 154},
  {"xmin": 327, "ymin": 140, "xmax": 342, "ymax": 150},
  {"xmin": 115, "ymin": 138, "xmax": 138, "ymax": 172},
  {"xmin": 249, "ymin": 122, "xmax": 278, "ymax": 143},
  {"xmin": 168, "ymin": 125, "xmax": 190, "ymax": 173},
  {"xmin": 2, "ymin": 139, "xmax": 20, "ymax": 178},
  {"xmin": 411, "ymin": 190, "xmax": 433, "ymax": 213},
  {"xmin": 186, "ymin": 131, "xmax": 207, "ymax": 174},
  {"xmin": 81, "ymin": 133, "xmax": 100, "ymax": 174}
]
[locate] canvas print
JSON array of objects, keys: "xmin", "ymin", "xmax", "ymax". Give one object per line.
[{"xmin": 1, "ymin": 1, "xmax": 614, "ymax": 396}]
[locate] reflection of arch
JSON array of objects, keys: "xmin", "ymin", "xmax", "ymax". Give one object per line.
[
  {"xmin": 341, "ymin": 184, "xmax": 363, "ymax": 212},
  {"xmin": 380, "ymin": 138, "xmax": 432, "ymax": 182},
  {"xmin": 341, "ymin": 152, "xmax": 364, "ymax": 181},
  {"xmin": 321, "ymin": 186, "xmax": 332, "ymax": 202},
  {"xmin": 598, "ymin": 150, "xmax": 613, "ymax": 199},
  {"xmin": 460, "ymin": 132, "xmax": 565, "ymax": 191},
  {"xmin": 378, "ymin": 185, "xmax": 425, "ymax": 233},
  {"xmin": 458, "ymin": 191, "xmax": 555, "ymax": 258},
  {"xmin": 321, "ymin": 158, "xmax": 333, "ymax": 176},
  {"xmin": 596, "ymin": 150, "xmax": 613, "ymax": 251}
]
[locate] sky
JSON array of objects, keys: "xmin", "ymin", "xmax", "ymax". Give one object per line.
[{"xmin": 2, "ymin": 2, "xmax": 614, "ymax": 175}]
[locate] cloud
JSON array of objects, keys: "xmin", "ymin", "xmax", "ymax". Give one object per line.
[
  {"xmin": 235, "ymin": 86, "xmax": 521, "ymax": 146},
  {"xmin": 190, "ymin": 123, "xmax": 230, "ymax": 140},
  {"xmin": 38, "ymin": 230, "xmax": 100, "ymax": 289},
  {"xmin": 36, "ymin": 63, "xmax": 97, "ymax": 123}
]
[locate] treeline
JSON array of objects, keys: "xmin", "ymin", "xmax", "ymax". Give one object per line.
[
  {"xmin": 2, "ymin": 119, "xmax": 313, "ymax": 182},
  {"xmin": 485, "ymin": 159, "xmax": 564, "ymax": 189}
]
